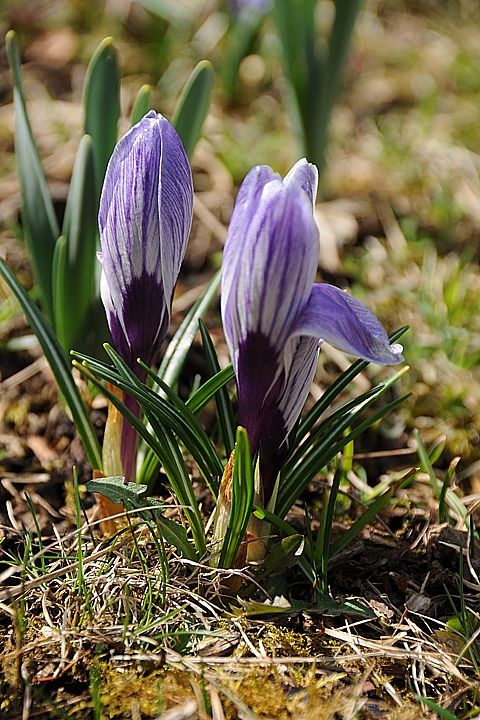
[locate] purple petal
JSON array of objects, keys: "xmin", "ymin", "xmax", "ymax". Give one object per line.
[
  {"xmin": 294, "ymin": 284, "xmax": 404, "ymax": 365},
  {"xmin": 221, "ymin": 164, "xmax": 279, "ymax": 363},
  {"xmin": 221, "ymin": 176, "xmax": 319, "ymax": 369},
  {"xmin": 284, "ymin": 158, "xmax": 318, "ymax": 208},
  {"xmin": 259, "ymin": 335, "xmax": 320, "ymax": 501},
  {"xmin": 236, "ymin": 330, "xmax": 286, "ymax": 456},
  {"xmin": 98, "ymin": 111, "xmax": 193, "ymax": 369}
]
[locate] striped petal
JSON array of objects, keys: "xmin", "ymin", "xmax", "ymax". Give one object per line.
[
  {"xmin": 284, "ymin": 158, "xmax": 318, "ymax": 208},
  {"xmin": 222, "ymin": 175, "xmax": 319, "ymax": 367},
  {"xmin": 259, "ymin": 335, "xmax": 320, "ymax": 500},
  {"xmin": 294, "ymin": 283, "xmax": 404, "ymax": 365},
  {"xmin": 98, "ymin": 111, "xmax": 193, "ymax": 370}
]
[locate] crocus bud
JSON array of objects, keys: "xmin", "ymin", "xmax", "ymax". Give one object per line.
[
  {"xmin": 98, "ymin": 110, "xmax": 193, "ymax": 376},
  {"xmin": 98, "ymin": 111, "xmax": 193, "ymax": 483}
]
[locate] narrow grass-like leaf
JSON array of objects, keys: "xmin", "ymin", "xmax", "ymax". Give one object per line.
[
  {"xmin": 277, "ymin": 372, "xmax": 410, "ymax": 519},
  {"xmin": 283, "ymin": 386, "xmax": 379, "ymax": 477},
  {"xmin": 329, "ymin": 468, "xmax": 417, "ymax": 558},
  {"xmin": 130, "ymin": 84, "xmax": 151, "ymax": 126},
  {"xmin": 55, "ymin": 134, "xmax": 97, "ymax": 352},
  {"xmin": 6, "ymin": 30, "xmax": 59, "ymax": 322},
  {"xmin": 172, "ymin": 60, "xmax": 214, "ymax": 160},
  {"xmin": 320, "ymin": 466, "xmax": 342, "ymax": 593},
  {"xmin": 139, "ymin": 359, "xmax": 224, "ymax": 483},
  {"xmin": 137, "ymin": 362, "xmax": 234, "ymax": 491},
  {"xmin": 107, "ymin": 344, "xmax": 223, "ymax": 481},
  {"xmin": 415, "ymin": 431, "xmax": 469, "ymax": 526},
  {"xmin": 414, "ymin": 429, "xmax": 442, "ymax": 500},
  {"xmin": 296, "ymin": 326, "xmax": 409, "ymax": 444},
  {"xmin": 159, "ymin": 270, "xmax": 221, "ymax": 388},
  {"xmin": 221, "ymin": 14, "xmax": 263, "ymax": 102},
  {"xmin": 186, "ymin": 365, "xmax": 235, "ymax": 416},
  {"xmin": 75, "ymin": 363, "xmax": 205, "ymax": 556},
  {"xmin": 218, "ymin": 428, "xmax": 253, "ymax": 568},
  {"xmin": 199, "ymin": 319, "xmax": 235, "ymax": 456},
  {"xmin": 0, "ymin": 258, "xmax": 102, "ymax": 471},
  {"xmin": 73, "ymin": 344, "xmax": 223, "ymax": 486},
  {"xmin": 439, "ymin": 458, "xmax": 460, "ymax": 525},
  {"xmin": 308, "ymin": 0, "xmax": 361, "ymax": 171},
  {"xmin": 84, "ymin": 37, "xmax": 120, "ymax": 198},
  {"xmin": 415, "ymin": 698, "xmax": 459, "ymax": 720}
]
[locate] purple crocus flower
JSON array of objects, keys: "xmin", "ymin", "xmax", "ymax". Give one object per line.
[
  {"xmin": 99, "ymin": 111, "xmax": 193, "ymax": 374},
  {"xmin": 221, "ymin": 159, "xmax": 403, "ymax": 504},
  {"xmin": 98, "ymin": 111, "xmax": 193, "ymax": 481}
]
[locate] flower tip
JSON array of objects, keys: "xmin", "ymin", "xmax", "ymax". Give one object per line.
[{"xmin": 390, "ymin": 343, "xmax": 404, "ymax": 362}]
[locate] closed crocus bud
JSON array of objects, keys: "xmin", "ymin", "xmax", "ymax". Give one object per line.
[
  {"xmin": 221, "ymin": 158, "xmax": 403, "ymax": 505},
  {"xmin": 98, "ymin": 111, "xmax": 193, "ymax": 484},
  {"xmin": 98, "ymin": 110, "xmax": 193, "ymax": 376}
]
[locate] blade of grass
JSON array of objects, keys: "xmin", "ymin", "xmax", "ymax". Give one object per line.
[
  {"xmin": 320, "ymin": 466, "xmax": 342, "ymax": 593},
  {"xmin": 296, "ymin": 327, "xmax": 409, "ymax": 444},
  {"xmin": 75, "ymin": 363, "xmax": 205, "ymax": 556},
  {"xmin": 186, "ymin": 365, "xmax": 235, "ymax": 416},
  {"xmin": 330, "ymin": 468, "xmax": 417, "ymax": 558},
  {"xmin": 415, "ymin": 698, "xmax": 459, "ymax": 720},
  {"xmin": 277, "ymin": 366, "xmax": 410, "ymax": 518}
]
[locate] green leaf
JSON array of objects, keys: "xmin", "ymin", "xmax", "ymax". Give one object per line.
[
  {"xmin": 319, "ymin": 466, "xmax": 342, "ymax": 592},
  {"xmin": 130, "ymin": 84, "xmax": 151, "ymax": 127},
  {"xmin": 186, "ymin": 365, "xmax": 235, "ymax": 416},
  {"xmin": 6, "ymin": 30, "xmax": 59, "ymax": 322},
  {"xmin": 296, "ymin": 326, "xmax": 409, "ymax": 444},
  {"xmin": 415, "ymin": 698, "xmax": 460, "ymax": 720},
  {"xmin": 199, "ymin": 319, "xmax": 236, "ymax": 456},
  {"xmin": 159, "ymin": 270, "xmax": 221, "ymax": 388},
  {"xmin": 325, "ymin": 467, "xmax": 415, "ymax": 563},
  {"xmin": 87, "ymin": 475, "xmax": 149, "ymax": 505},
  {"xmin": 219, "ymin": 427, "xmax": 254, "ymax": 569},
  {"xmin": 101, "ymin": 344, "xmax": 223, "ymax": 485},
  {"xmin": 83, "ymin": 37, "xmax": 120, "ymax": 199},
  {"xmin": 172, "ymin": 60, "xmax": 214, "ymax": 159},
  {"xmin": 277, "ymin": 365, "xmax": 410, "ymax": 519},
  {"xmin": 307, "ymin": 0, "xmax": 362, "ymax": 172},
  {"xmin": 0, "ymin": 258, "xmax": 102, "ymax": 471},
  {"xmin": 86, "ymin": 476, "xmax": 197, "ymax": 560},
  {"xmin": 54, "ymin": 134, "xmax": 97, "ymax": 352},
  {"xmin": 253, "ymin": 506, "xmax": 315, "ymax": 581},
  {"xmin": 289, "ymin": 596, "xmax": 375, "ymax": 619},
  {"xmin": 258, "ymin": 534, "xmax": 304, "ymax": 579},
  {"xmin": 233, "ymin": 594, "xmax": 374, "ymax": 619},
  {"xmin": 232, "ymin": 596, "xmax": 293, "ymax": 617},
  {"xmin": 73, "ymin": 345, "xmax": 222, "ymax": 495},
  {"xmin": 221, "ymin": 13, "xmax": 264, "ymax": 101},
  {"xmin": 76, "ymin": 362, "xmax": 205, "ymax": 556}
]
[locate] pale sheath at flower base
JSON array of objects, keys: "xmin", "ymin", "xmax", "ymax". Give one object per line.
[
  {"xmin": 98, "ymin": 111, "xmax": 193, "ymax": 482},
  {"xmin": 221, "ymin": 159, "xmax": 404, "ymax": 506}
]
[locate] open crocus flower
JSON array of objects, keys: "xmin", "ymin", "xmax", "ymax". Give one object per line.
[
  {"xmin": 221, "ymin": 159, "xmax": 403, "ymax": 505},
  {"xmin": 98, "ymin": 111, "xmax": 193, "ymax": 482}
]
